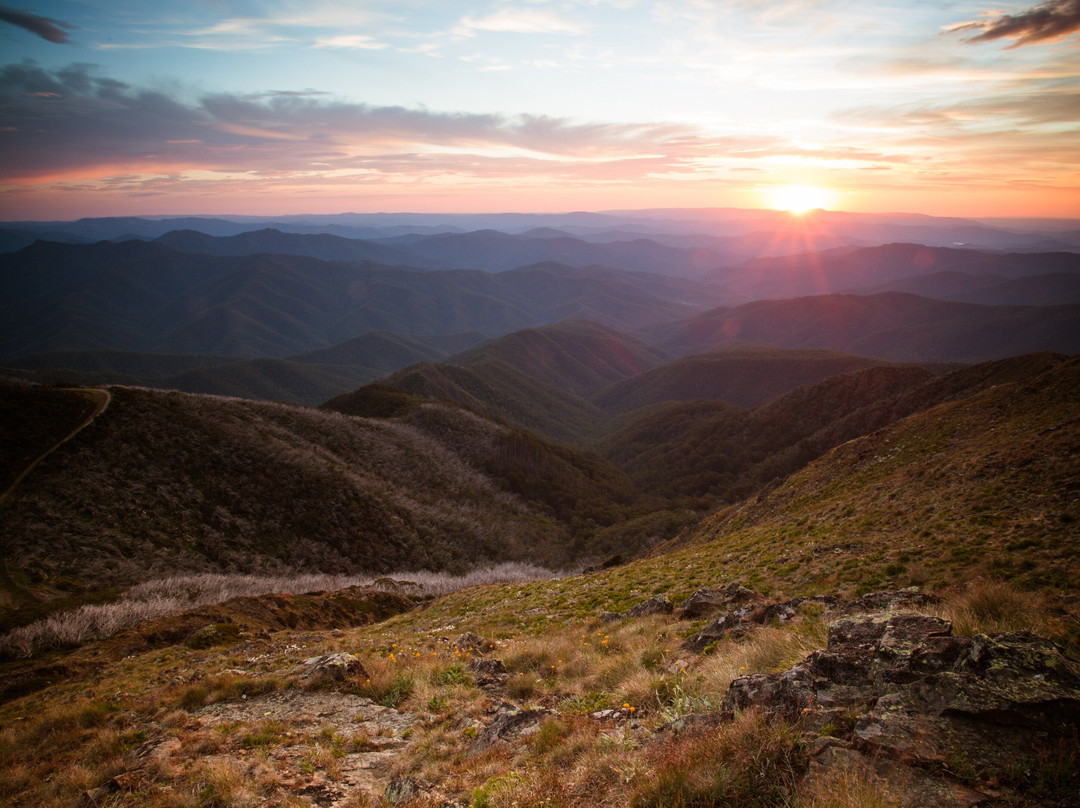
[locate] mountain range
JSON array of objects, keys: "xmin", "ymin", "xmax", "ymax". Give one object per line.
[{"xmin": 2, "ymin": 207, "xmax": 1079, "ymax": 808}]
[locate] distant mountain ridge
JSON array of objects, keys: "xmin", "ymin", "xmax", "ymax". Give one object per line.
[
  {"xmin": 0, "ymin": 240, "xmax": 713, "ymax": 363},
  {"xmin": 651, "ymin": 292, "xmax": 1080, "ymax": 361}
]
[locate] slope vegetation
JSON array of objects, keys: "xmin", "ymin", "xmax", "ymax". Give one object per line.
[
  {"xmin": 654, "ymin": 292, "xmax": 1080, "ymax": 360},
  {"xmin": 666, "ymin": 353, "xmax": 1080, "ymax": 594},
  {"xmin": 597, "ymin": 353, "xmax": 1065, "ymax": 503},
  {"xmin": 446, "ymin": 319, "xmax": 670, "ymax": 398},
  {"xmin": 594, "ymin": 347, "xmax": 889, "ymax": 411},
  {"xmin": 0, "ymin": 384, "xmax": 640, "ymax": 617}
]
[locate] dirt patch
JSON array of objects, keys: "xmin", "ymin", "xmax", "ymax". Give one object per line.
[{"xmin": 190, "ymin": 689, "xmax": 419, "ymax": 805}]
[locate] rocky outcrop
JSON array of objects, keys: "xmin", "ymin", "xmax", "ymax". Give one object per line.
[
  {"xmin": 722, "ymin": 612, "xmax": 1080, "ymax": 807},
  {"xmin": 295, "ymin": 652, "xmax": 368, "ymax": 685},
  {"xmin": 626, "ymin": 595, "xmax": 675, "ymax": 618},
  {"xmin": 678, "ymin": 584, "xmax": 761, "ymax": 619},
  {"xmin": 469, "ymin": 657, "xmax": 508, "ymax": 690},
  {"xmin": 453, "ymin": 632, "xmax": 495, "ymax": 656},
  {"xmin": 469, "ymin": 705, "xmax": 553, "ymax": 755}
]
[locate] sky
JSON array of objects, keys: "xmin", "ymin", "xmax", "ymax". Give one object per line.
[{"xmin": 0, "ymin": 0, "xmax": 1078, "ymax": 219}]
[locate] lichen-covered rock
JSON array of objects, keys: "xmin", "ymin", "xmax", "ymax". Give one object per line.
[
  {"xmin": 296, "ymin": 652, "xmax": 367, "ymax": 684},
  {"xmin": 599, "ymin": 610, "xmax": 622, "ymax": 623},
  {"xmin": 382, "ymin": 776, "xmax": 431, "ymax": 805},
  {"xmin": 469, "ymin": 706, "xmax": 552, "ymax": 755},
  {"xmin": 842, "ymin": 587, "xmax": 940, "ymax": 615},
  {"xmin": 683, "ymin": 600, "xmax": 801, "ymax": 652},
  {"xmin": 452, "ymin": 632, "xmax": 494, "ymax": 656},
  {"xmin": 722, "ymin": 612, "xmax": 1080, "ymax": 806},
  {"xmin": 468, "ymin": 657, "xmax": 508, "ymax": 689},
  {"xmin": 678, "ymin": 584, "xmax": 761, "ymax": 619},
  {"xmin": 625, "ymin": 595, "xmax": 674, "ymax": 618}
]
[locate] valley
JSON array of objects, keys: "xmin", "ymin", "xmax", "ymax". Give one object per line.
[{"xmin": 1, "ymin": 208, "xmax": 1078, "ymax": 807}]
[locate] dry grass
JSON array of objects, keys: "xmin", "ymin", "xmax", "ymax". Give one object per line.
[
  {"xmin": 0, "ymin": 563, "xmax": 561, "ymax": 659},
  {"xmin": 799, "ymin": 758, "xmax": 903, "ymax": 808},
  {"xmin": 930, "ymin": 580, "xmax": 1078, "ymax": 655},
  {"xmin": 2, "ymin": 571, "xmax": 1076, "ymax": 808}
]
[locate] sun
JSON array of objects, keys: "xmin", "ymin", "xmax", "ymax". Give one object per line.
[{"xmin": 765, "ymin": 184, "xmax": 835, "ymax": 214}]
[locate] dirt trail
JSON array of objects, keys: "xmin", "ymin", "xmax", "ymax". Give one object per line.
[{"xmin": 0, "ymin": 387, "xmax": 112, "ymax": 507}]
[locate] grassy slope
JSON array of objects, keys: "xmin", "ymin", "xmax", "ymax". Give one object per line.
[
  {"xmin": 597, "ymin": 353, "xmax": 1066, "ymax": 503},
  {"xmin": 0, "ymin": 386, "xmax": 579, "ymax": 605},
  {"xmin": 446, "ymin": 319, "xmax": 671, "ymax": 398},
  {"xmin": 594, "ymin": 347, "xmax": 891, "ymax": 411},
  {"xmin": 392, "ymin": 352, "xmax": 1080, "ymax": 640},
  {"xmin": 653, "ymin": 292, "xmax": 1080, "ymax": 361},
  {"xmin": 2, "ymin": 357, "xmax": 1078, "ymax": 808}
]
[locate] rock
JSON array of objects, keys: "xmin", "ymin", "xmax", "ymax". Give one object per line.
[
  {"xmin": 452, "ymin": 632, "xmax": 494, "ymax": 656},
  {"xmin": 599, "ymin": 611, "xmax": 622, "ymax": 623},
  {"xmin": 683, "ymin": 599, "xmax": 800, "ymax": 652},
  {"xmin": 468, "ymin": 657, "xmax": 508, "ymax": 689},
  {"xmin": 296, "ymin": 653, "xmax": 367, "ymax": 684},
  {"xmin": 722, "ymin": 611, "xmax": 1080, "ymax": 806},
  {"xmin": 82, "ymin": 787, "xmax": 110, "ymax": 807},
  {"xmin": 469, "ymin": 706, "xmax": 552, "ymax": 755},
  {"xmin": 843, "ymin": 587, "xmax": 940, "ymax": 615},
  {"xmin": 625, "ymin": 595, "xmax": 674, "ymax": 618},
  {"xmin": 678, "ymin": 584, "xmax": 760, "ymax": 619},
  {"xmin": 383, "ymin": 776, "xmax": 432, "ymax": 804}
]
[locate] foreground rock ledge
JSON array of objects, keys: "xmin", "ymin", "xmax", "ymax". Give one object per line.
[{"xmin": 722, "ymin": 612, "xmax": 1080, "ymax": 807}]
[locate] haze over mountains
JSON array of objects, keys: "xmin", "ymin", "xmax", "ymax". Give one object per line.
[
  {"xmin": 2, "ymin": 206, "xmax": 1078, "ymax": 598},
  {"xmin": 2, "ymin": 207, "xmax": 1079, "ymax": 408}
]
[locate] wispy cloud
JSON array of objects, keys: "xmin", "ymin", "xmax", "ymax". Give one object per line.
[
  {"xmin": 952, "ymin": 0, "xmax": 1080, "ymax": 47},
  {"xmin": 0, "ymin": 61, "xmax": 715, "ymax": 185},
  {"xmin": 455, "ymin": 8, "xmax": 584, "ymax": 37},
  {"xmin": 313, "ymin": 34, "xmax": 388, "ymax": 50},
  {"xmin": 0, "ymin": 4, "xmax": 74, "ymax": 44}
]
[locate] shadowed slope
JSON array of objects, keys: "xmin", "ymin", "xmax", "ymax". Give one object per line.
[
  {"xmin": 669, "ymin": 353, "xmax": 1080, "ymax": 594},
  {"xmin": 595, "ymin": 347, "xmax": 890, "ymax": 411},
  {"xmin": 653, "ymin": 292, "xmax": 1080, "ymax": 361}
]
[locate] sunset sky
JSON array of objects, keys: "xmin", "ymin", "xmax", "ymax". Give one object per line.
[{"xmin": 1, "ymin": 0, "xmax": 1078, "ymax": 219}]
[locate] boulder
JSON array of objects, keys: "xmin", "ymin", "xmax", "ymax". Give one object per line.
[
  {"xmin": 843, "ymin": 587, "xmax": 940, "ymax": 615},
  {"xmin": 683, "ymin": 600, "xmax": 802, "ymax": 652},
  {"xmin": 625, "ymin": 595, "xmax": 674, "ymax": 618},
  {"xmin": 722, "ymin": 612, "xmax": 1080, "ymax": 806},
  {"xmin": 469, "ymin": 706, "xmax": 553, "ymax": 755},
  {"xmin": 452, "ymin": 632, "xmax": 494, "ymax": 656},
  {"xmin": 468, "ymin": 657, "xmax": 508, "ymax": 689},
  {"xmin": 295, "ymin": 653, "xmax": 367, "ymax": 684},
  {"xmin": 678, "ymin": 584, "xmax": 761, "ymax": 619}
]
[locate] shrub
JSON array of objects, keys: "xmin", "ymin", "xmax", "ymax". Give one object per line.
[{"xmin": 630, "ymin": 709, "xmax": 803, "ymax": 808}]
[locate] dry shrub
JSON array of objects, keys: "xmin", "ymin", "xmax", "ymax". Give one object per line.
[
  {"xmin": 799, "ymin": 756, "xmax": 902, "ymax": 808},
  {"xmin": 937, "ymin": 580, "xmax": 1042, "ymax": 636},
  {"xmin": 631, "ymin": 709, "xmax": 803, "ymax": 808},
  {"xmin": 0, "ymin": 563, "xmax": 560, "ymax": 659},
  {"xmin": 690, "ymin": 622, "xmax": 827, "ymax": 703},
  {"xmin": 188, "ymin": 757, "xmax": 246, "ymax": 807}
]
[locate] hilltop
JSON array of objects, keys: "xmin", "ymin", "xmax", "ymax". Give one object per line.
[
  {"xmin": 0, "ymin": 349, "xmax": 1077, "ymax": 808},
  {"xmin": 0, "ymin": 383, "xmax": 648, "ymax": 628}
]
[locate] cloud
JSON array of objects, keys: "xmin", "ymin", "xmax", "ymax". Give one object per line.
[
  {"xmin": 456, "ymin": 8, "xmax": 584, "ymax": 36},
  {"xmin": 0, "ymin": 61, "xmax": 715, "ymax": 186},
  {"xmin": 313, "ymin": 34, "xmax": 388, "ymax": 50},
  {"xmin": 954, "ymin": 0, "xmax": 1080, "ymax": 47},
  {"xmin": 0, "ymin": 4, "xmax": 73, "ymax": 43}
]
